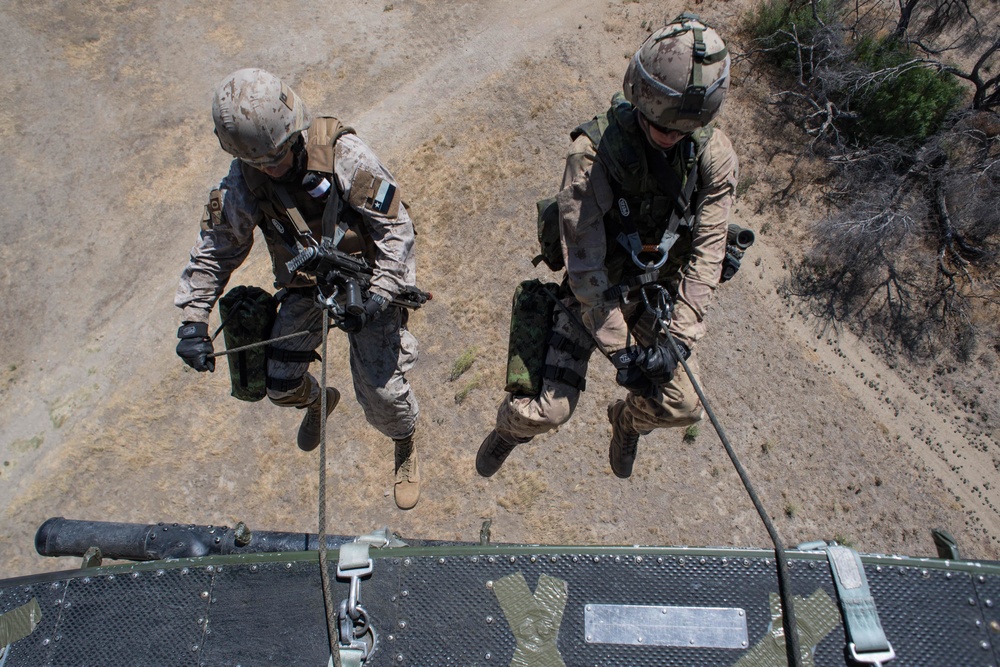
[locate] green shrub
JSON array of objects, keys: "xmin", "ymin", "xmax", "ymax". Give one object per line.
[
  {"xmin": 851, "ymin": 38, "xmax": 964, "ymax": 141},
  {"xmin": 743, "ymin": 0, "xmax": 834, "ymax": 73}
]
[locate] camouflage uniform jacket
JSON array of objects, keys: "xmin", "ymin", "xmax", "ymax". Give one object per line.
[
  {"xmin": 557, "ymin": 121, "xmax": 738, "ymax": 353},
  {"xmin": 176, "ymin": 130, "xmax": 416, "ymax": 325}
]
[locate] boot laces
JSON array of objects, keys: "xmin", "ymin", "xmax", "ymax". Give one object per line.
[
  {"xmin": 491, "ymin": 435, "xmax": 519, "ymax": 460},
  {"xmin": 621, "ymin": 429, "xmax": 639, "ymax": 458}
]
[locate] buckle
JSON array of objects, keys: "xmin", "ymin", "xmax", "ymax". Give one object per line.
[{"xmin": 849, "ymin": 642, "xmax": 896, "ymax": 666}]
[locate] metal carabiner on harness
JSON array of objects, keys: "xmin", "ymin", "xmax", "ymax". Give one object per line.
[{"xmin": 639, "ymin": 283, "xmax": 674, "ymax": 335}]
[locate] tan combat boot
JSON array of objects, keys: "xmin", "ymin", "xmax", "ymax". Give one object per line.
[
  {"xmin": 607, "ymin": 400, "xmax": 640, "ymax": 478},
  {"xmin": 393, "ymin": 432, "xmax": 420, "ymax": 510},
  {"xmin": 297, "ymin": 387, "xmax": 341, "ymax": 452}
]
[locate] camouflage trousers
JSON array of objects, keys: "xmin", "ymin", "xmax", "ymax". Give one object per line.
[
  {"xmin": 495, "ymin": 294, "xmax": 703, "ymax": 440},
  {"xmin": 266, "ymin": 291, "xmax": 419, "ymax": 440}
]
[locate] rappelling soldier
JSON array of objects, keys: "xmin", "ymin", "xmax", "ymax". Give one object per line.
[
  {"xmin": 175, "ymin": 68, "xmax": 421, "ymax": 509},
  {"xmin": 477, "ymin": 14, "xmax": 740, "ymax": 479}
]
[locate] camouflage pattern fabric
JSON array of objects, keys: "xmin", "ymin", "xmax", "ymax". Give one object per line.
[
  {"xmin": 266, "ymin": 291, "xmax": 419, "ymax": 440},
  {"xmin": 505, "ymin": 280, "xmax": 559, "ymax": 396},
  {"xmin": 218, "ymin": 285, "xmax": 277, "ymax": 401}
]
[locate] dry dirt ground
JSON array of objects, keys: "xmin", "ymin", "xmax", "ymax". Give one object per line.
[{"xmin": 1, "ymin": 0, "xmax": 998, "ymax": 581}]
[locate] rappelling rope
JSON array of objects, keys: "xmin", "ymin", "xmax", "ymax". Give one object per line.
[{"xmin": 317, "ymin": 309, "xmax": 342, "ymax": 667}]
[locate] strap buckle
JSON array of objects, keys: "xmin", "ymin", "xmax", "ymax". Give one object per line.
[{"xmin": 849, "ymin": 642, "xmax": 896, "ymax": 666}]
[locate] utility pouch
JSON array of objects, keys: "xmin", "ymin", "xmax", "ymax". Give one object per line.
[
  {"xmin": 218, "ymin": 286, "xmax": 278, "ymax": 402},
  {"xmin": 505, "ymin": 279, "xmax": 559, "ymax": 396},
  {"xmin": 531, "ymin": 197, "xmax": 563, "ymax": 271}
]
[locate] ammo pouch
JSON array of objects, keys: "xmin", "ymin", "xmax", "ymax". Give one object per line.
[
  {"xmin": 505, "ymin": 279, "xmax": 559, "ymax": 396},
  {"xmin": 218, "ymin": 286, "xmax": 278, "ymax": 402},
  {"xmin": 532, "ymin": 197, "xmax": 563, "ymax": 272}
]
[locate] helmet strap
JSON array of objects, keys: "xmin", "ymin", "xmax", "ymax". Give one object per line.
[{"xmin": 678, "ymin": 26, "xmax": 707, "ymax": 120}]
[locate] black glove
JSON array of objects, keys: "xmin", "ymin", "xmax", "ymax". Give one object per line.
[
  {"xmin": 611, "ymin": 346, "xmax": 654, "ymax": 397},
  {"xmin": 638, "ymin": 340, "xmax": 688, "ymax": 386},
  {"xmin": 176, "ymin": 322, "xmax": 215, "ymax": 372},
  {"xmin": 341, "ymin": 293, "xmax": 388, "ymax": 334}
]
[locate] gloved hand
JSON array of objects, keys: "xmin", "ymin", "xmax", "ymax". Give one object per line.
[
  {"xmin": 638, "ymin": 340, "xmax": 689, "ymax": 386},
  {"xmin": 341, "ymin": 293, "xmax": 388, "ymax": 334},
  {"xmin": 176, "ymin": 322, "xmax": 215, "ymax": 372},
  {"xmin": 611, "ymin": 346, "xmax": 654, "ymax": 397}
]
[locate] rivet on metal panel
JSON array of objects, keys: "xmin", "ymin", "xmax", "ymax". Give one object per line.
[
  {"xmin": 637, "ymin": 636, "xmax": 644, "ymax": 643},
  {"xmin": 990, "ymin": 620, "xmax": 1000, "ymax": 633},
  {"xmin": 285, "ymin": 563, "xmax": 292, "ymax": 570},
  {"xmin": 636, "ymin": 556, "xmax": 643, "ymax": 564},
  {"xmin": 970, "ymin": 598, "xmax": 978, "ymax": 606},
  {"xmin": 987, "ymin": 600, "xmax": 994, "ymax": 608},
  {"xmin": 661, "ymin": 608, "xmax": 667, "ymax": 614},
  {"xmin": 509, "ymin": 556, "xmax": 517, "ymax": 564},
  {"xmin": 192, "ymin": 645, "xmax": 199, "ymax": 651},
  {"xmin": 922, "ymin": 570, "xmax": 930, "ymax": 578},
  {"xmin": 486, "ymin": 581, "xmax": 494, "ymax": 589},
  {"xmin": 738, "ymin": 610, "xmax": 745, "ymax": 617},
  {"xmin": 201, "ymin": 591, "xmax": 209, "ymax": 599},
  {"xmin": 250, "ymin": 565, "xmax": 258, "ymax": 572},
  {"xmin": 587, "ymin": 606, "xmax": 592, "ymax": 611},
  {"xmin": 657, "ymin": 557, "xmax": 664, "ymax": 564},
  {"xmin": 488, "ymin": 556, "xmax": 496, "ymax": 564},
  {"xmin": 83, "ymin": 577, "xmax": 91, "ymax": 584},
  {"xmin": 981, "ymin": 576, "xmax": 988, "ymax": 583},
  {"xmin": 107, "ymin": 575, "xmax": 116, "ymax": 581},
  {"xmin": 551, "ymin": 556, "xmax": 558, "ymax": 563},
  {"xmin": 438, "ymin": 557, "xmax": 445, "ymax": 564},
  {"xmin": 207, "ymin": 566, "xmax": 215, "ymax": 573},
  {"xmin": 399, "ymin": 621, "xmax": 407, "ymax": 629},
  {"xmin": 976, "ymin": 620, "xmax": 983, "ymax": 627},
  {"xmin": 690, "ymin": 638, "xmax": 695, "ymax": 645},
  {"xmin": 946, "ymin": 572, "xmax": 953, "ymax": 579},
  {"xmin": 615, "ymin": 556, "xmax": 621, "ymax": 564},
  {"xmin": 181, "ymin": 568, "xmax": 190, "ymax": 575},
  {"xmin": 485, "ymin": 652, "xmax": 491, "ymax": 660},
  {"xmin": 391, "ymin": 595, "xmax": 397, "ymax": 602},
  {"xmin": 131, "ymin": 572, "xmax": 139, "ymax": 579},
  {"xmin": 586, "ymin": 635, "xmax": 593, "ymax": 642},
  {"xmin": 876, "ymin": 566, "xmax": 882, "ymax": 572},
  {"xmin": 198, "ymin": 617, "xmax": 205, "ymax": 625},
  {"xmin": 982, "ymin": 641, "xmax": 991, "ymax": 650},
  {"xmin": 744, "ymin": 559, "xmax": 750, "ymax": 566},
  {"xmin": 55, "ymin": 635, "xmax": 61, "ymax": 642},
  {"xmin": 530, "ymin": 556, "xmax": 537, "ymax": 563},
  {"xmin": 809, "ymin": 562, "xmax": 816, "ymax": 569},
  {"xmin": 721, "ymin": 558, "xmax": 728, "ymax": 565},
  {"xmin": 472, "ymin": 556, "xmax": 479, "ymax": 564},
  {"xmin": 42, "ymin": 639, "xmax": 50, "ymax": 646},
  {"xmin": 404, "ymin": 558, "xmax": 412, "ymax": 567},
  {"xmin": 593, "ymin": 556, "xmax": 600, "ymax": 563},
  {"xmin": 64, "ymin": 602, "xmax": 71, "ymax": 609},
  {"xmin": 51, "ymin": 582, "xmax": 60, "ymax": 589},
  {"xmin": 679, "ymin": 558, "xmax": 685, "ymax": 565},
  {"xmin": 572, "ymin": 556, "xmax": 579, "ymax": 563},
  {"xmin": 156, "ymin": 570, "xmax": 164, "ymax": 577},
  {"xmin": 396, "ymin": 654, "xmax": 404, "ymax": 662},
  {"xmin": 402, "ymin": 590, "xmax": 409, "ymax": 598},
  {"xmin": 388, "ymin": 634, "xmax": 395, "ymax": 641},
  {"xmin": 742, "ymin": 641, "xmax": 748, "ymax": 647},
  {"xmin": 486, "ymin": 616, "xmax": 494, "ymax": 624}
]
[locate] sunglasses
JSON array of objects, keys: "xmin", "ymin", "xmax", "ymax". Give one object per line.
[
  {"xmin": 640, "ymin": 113, "xmax": 689, "ymax": 139},
  {"xmin": 241, "ymin": 140, "xmax": 294, "ymax": 169}
]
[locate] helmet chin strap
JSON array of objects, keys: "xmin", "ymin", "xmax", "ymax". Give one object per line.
[{"xmin": 270, "ymin": 136, "xmax": 308, "ymax": 184}]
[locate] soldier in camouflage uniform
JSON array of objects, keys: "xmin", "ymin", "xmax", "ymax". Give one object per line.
[
  {"xmin": 477, "ymin": 14, "xmax": 739, "ymax": 479},
  {"xmin": 175, "ymin": 69, "xmax": 421, "ymax": 509}
]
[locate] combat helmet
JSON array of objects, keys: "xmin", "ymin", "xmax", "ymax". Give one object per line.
[
  {"xmin": 212, "ymin": 68, "xmax": 311, "ymax": 166},
  {"xmin": 623, "ymin": 13, "xmax": 730, "ymax": 133}
]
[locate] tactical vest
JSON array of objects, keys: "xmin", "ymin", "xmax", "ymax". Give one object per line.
[
  {"xmin": 241, "ymin": 117, "xmax": 368, "ymax": 288},
  {"xmin": 572, "ymin": 93, "xmax": 712, "ymax": 288}
]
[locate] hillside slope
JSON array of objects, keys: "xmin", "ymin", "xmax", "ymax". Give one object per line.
[{"xmin": 1, "ymin": 0, "xmax": 996, "ymax": 579}]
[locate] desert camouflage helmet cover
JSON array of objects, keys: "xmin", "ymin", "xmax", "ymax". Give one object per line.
[
  {"xmin": 212, "ymin": 68, "xmax": 312, "ymax": 161},
  {"xmin": 623, "ymin": 13, "xmax": 730, "ymax": 133}
]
